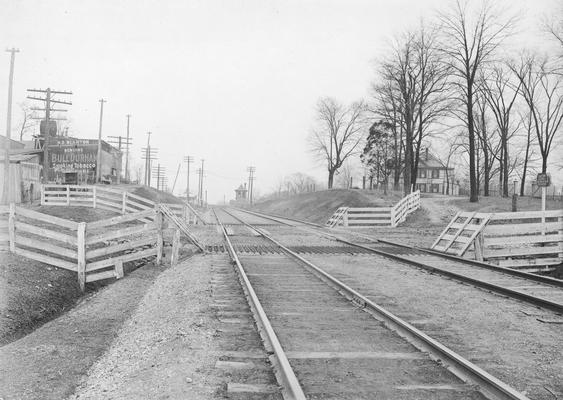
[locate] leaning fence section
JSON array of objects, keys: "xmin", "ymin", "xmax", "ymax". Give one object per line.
[
  {"xmin": 82, "ymin": 208, "xmax": 162, "ymax": 289},
  {"xmin": 432, "ymin": 209, "xmax": 563, "ymax": 271},
  {"xmin": 325, "ymin": 190, "xmax": 420, "ymax": 228}
]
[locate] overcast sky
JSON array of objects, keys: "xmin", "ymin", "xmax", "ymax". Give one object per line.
[{"xmin": 0, "ymin": 0, "xmax": 558, "ymax": 202}]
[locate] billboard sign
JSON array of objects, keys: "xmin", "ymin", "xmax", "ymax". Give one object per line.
[
  {"xmin": 536, "ymin": 173, "xmax": 551, "ymax": 187},
  {"xmin": 48, "ymin": 137, "xmax": 97, "ymax": 173}
]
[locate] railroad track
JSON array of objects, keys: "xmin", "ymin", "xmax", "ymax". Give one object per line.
[
  {"xmin": 213, "ymin": 207, "xmax": 532, "ymax": 400},
  {"xmin": 227, "ymin": 208, "xmax": 563, "ymax": 314}
]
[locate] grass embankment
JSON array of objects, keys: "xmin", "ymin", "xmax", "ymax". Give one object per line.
[{"xmin": 253, "ymin": 189, "xmax": 405, "ymax": 224}]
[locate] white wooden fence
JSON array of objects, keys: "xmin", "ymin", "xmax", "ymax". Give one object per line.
[
  {"xmin": 40, "ymin": 184, "xmax": 204, "ymax": 224},
  {"xmin": 326, "ymin": 190, "xmax": 420, "ymax": 228},
  {"xmin": 432, "ymin": 209, "xmax": 563, "ymax": 271}
]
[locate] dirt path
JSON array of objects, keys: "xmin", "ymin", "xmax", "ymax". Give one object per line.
[{"xmin": 0, "ymin": 262, "xmax": 164, "ymax": 400}]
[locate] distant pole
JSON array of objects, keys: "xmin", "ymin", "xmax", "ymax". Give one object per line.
[
  {"xmin": 199, "ymin": 159, "xmax": 205, "ymax": 206},
  {"xmin": 125, "ymin": 114, "xmax": 131, "ymax": 182},
  {"xmin": 144, "ymin": 131, "xmax": 151, "ymax": 186},
  {"xmin": 184, "ymin": 156, "xmax": 193, "ymax": 202},
  {"xmin": 96, "ymin": 99, "xmax": 106, "ymax": 183},
  {"xmin": 2, "ymin": 48, "xmax": 19, "ymax": 205}
]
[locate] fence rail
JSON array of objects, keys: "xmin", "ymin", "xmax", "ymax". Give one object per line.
[{"xmin": 326, "ymin": 191, "xmax": 420, "ymax": 228}]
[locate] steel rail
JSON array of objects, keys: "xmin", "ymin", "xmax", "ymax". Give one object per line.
[
  {"xmin": 213, "ymin": 208, "xmax": 306, "ymax": 400},
  {"xmin": 234, "ymin": 208, "xmax": 563, "ymax": 312},
  {"xmin": 222, "ymin": 208, "xmax": 531, "ymax": 400}
]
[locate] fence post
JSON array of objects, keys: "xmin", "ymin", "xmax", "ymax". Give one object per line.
[
  {"xmin": 66, "ymin": 185, "xmax": 70, "ymax": 206},
  {"xmin": 171, "ymin": 228, "xmax": 181, "ymax": 266},
  {"xmin": 559, "ymin": 215, "xmax": 563, "ymax": 263},
  {"xmin": 115, "ymin": 260, "xmax": 124, "ymax": 279},
  {"xmin": 8, "ymin": 203, "xmax": 16, "ymax": 252},
  {"xmin": 121, "ymin": 191, "xmax": 127, "ymax": 214},
  {"xmin": 77, "ymin": 222, "xmax": 86, "ymax": 291},
  {"xmin": 343, "ymin": 209, "xmax": 349, "ymax": 227},
  {"xmin": 474, "ymin": 233, "xmax": 484, "ymax": 261},
  {"xmin": 40, "ymin": 185, "xmax": 45, "ymax": 205},
  {"xmin": 92, "ymin": 186, "xmax": 97, "ymax": 209},
  {"xmin": 390, "ymin": 206, "xmax": 396, "ymax": 227},
  {"xmin": 155, "ymin": 206, "xmax": 163, "ymax": 265}
]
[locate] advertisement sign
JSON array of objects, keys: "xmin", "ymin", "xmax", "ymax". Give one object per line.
[{"xmin": 48, "ymin": 137, "xmax": 98, "ymax": 173}]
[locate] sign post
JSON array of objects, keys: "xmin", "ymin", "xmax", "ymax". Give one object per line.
[{"xmin": 536, "ymin": 173, "xmax": 550, "ymax": 235}]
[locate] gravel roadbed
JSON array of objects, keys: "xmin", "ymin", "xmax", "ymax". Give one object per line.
[
  {"xmin": 303, "ymin": 253, "xmax": 563, "ymax": 400},
  {"xmin": 70, "ymin": 254, "xmax": 277, "ymax": 400}
]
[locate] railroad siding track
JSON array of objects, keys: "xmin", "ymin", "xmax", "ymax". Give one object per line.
[
  {"xmin": 230, "ymin": 208, "xmax": 563, "ymax": 314},
  {"xmin": 205, "ymin": 244, "xmax": 373, "ymax": 255},
  {"xmin": 209, "ymin": 254, "xmax": 283, "ymax": 399},
  {"xmin": 237, "ymin": 253, "xmax": 488, "ymax": 399}
]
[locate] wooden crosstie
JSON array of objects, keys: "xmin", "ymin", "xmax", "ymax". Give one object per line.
[
  {"xmin": 431, "ymin": 212, "xmax": 491, "ymax": 256},
  {"xmin": 326, "ymin": 207, "xmax": 349, "ymax": 228},
  {"xmin": 160, "ymin": 204, "xmax": 205, "ymax": 252}
]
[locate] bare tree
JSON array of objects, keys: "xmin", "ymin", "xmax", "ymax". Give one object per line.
[
  {"xmin": 370, "ymin": 81, "xmax": 404, "ymax": 190},
  {"xmin": 309, "ymin": 97, "xmax": 366, "ymax": 189},
  {"xmin": 474, "ymin": 91, "xmax": 501, "ymax": 196},
  {"xmin": 373, "ymin": 23, "xmax": 450, "ymax": 195},
  {"xmin": 15, "ymin": 102, "xmax": 38, "ymax": 141},
  {"xmin": 438, "ymin": 0, "xmax": 516, "ymax": 202},
  {"xmin": 479, "ymin": 65, "xmax": 521, "ymax": 197},
  {"xmin": 511, "ymin": 54, "xmax": 563, "ymax": 173}
]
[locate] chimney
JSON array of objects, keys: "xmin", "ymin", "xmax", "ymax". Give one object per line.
[{"xmin": 425, "ymin": 148, "xmax": 429, "ymax": 161}]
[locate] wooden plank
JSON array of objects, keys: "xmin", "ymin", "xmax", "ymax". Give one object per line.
[
  {"xmin": 485, "ymin": 234, "xmax": 562, "ymax": 246},
  {"xmin": 155, "ymin": 210, "xmax": 163, "ymax": 265},
  {"xmin": 0, "ymin": 205, "xmax": 10, "ymax": 213},
  {"xmin": 86, "ymin": 223, "xmax": 156, "ymax": 245},
  {"xmin": 348, "ymin": 207, "xmax": 393, "ymax": 212},
  {"xmin": 171, "ymin": 228, "xmax": 181, "ymax": 266},
  {"xmin": 496, "ymin": 257, "xmax": 562, "ymax": 267},
  {"xmin": 15, "ymin": 236, "xmax": 77, "ymax": 259},
  {"xmin": 115, "ymin": 260, "xmax": 124, "ymax": 279},
  {"xmin": 491, "ymin": 210, "xmax": 563, "ymax": 220},
  {"xmin": 16, "ymin": 221, "xmax": 78, "ymax": 246},
  {"xmin": 85, "ymin": 269, "xmax": 117, "ymax": 283},
  {"xmin": 87, "ymin": 209, "xmax": 156, "ymax": 230},
  {"xmin": 14, "ymin": 247, "xmax": 77, "ymax": 271},
  {"xmin": 347, "ymin": 213, "xmax": 391, "ymax": 218},
  {"xmin": 440, "ymin": 234, "xmax": 471, "ymax": 243},
  {"xmin": 86, "ymin": 235, "xmax": 156, "ymax": 259},
  {"xmin": 485, "ymin": 245, "xmax": 562, "ymax": 258},
  {"xmin": 348, "ymin": 220, "xmax": 391, "ymax": 225},
  {"xmin": 9, "ymin": 203, "xmax": 15, "ymax": 252},
  {"xmin": 85, "ymin": 247, "xmax": 158, "ymax": 272},
  {"xmin": 95, "ymin": 198, "xmax": 122, "ymax": 210},
  {"xmin": 125, "ymin": 191, "xmax": 156, "ymax": 206},
  {"xmin": 15, "ymin": 206, "xmax": 78, "ymax": 230},
  {"xmin": 485, "ymin": 222, "xmax": 561, "ymax": 236},
  {"xmin": 77, "ymin": 222, "xmax": 86, "ymax": 291},
  {"xmin": 431, "ymin": 211, "xmax": 461, "ymax": 249}
]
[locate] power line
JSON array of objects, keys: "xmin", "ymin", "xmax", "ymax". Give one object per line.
[{"xmin": 26, "ymin": 86, "xmax": 72, "ymax": 182}]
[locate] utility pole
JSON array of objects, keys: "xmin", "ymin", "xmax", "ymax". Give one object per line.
[
  {"xmin": 27, "ymin": 87, "xmax": 72, "ymax": 182},
  {"xmin": 152, "ymin": 163, "xmax": 166, "ymax": 191},
  {"xmin": 107, "ymin": 132, "xmax": 132, "ymax": 184},
  {"xmin": 247, "ymin": 166, "xmax": 256, "ymax": 206},
  {"xmin": 2, "ymin": 48, "xmax": 19, "ymax": 205},
  {"xmin": 96, "ymin": 99, "xmax": 106, "ymax": 183},
  {"xmin": 183, "ymin": 155, "xmax": 193, "ymax": 202},
  {"xmin": 125, "ymin": 114, "xmax": 131, "ymax": 182},
  {"xmin": 199, "ymin": 159, "xmax": 205, "ymax": 206}
]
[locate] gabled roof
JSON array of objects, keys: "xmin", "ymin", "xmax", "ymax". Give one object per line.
[
  {"xmin": 235, "ymin": 184, "xmax": 247, "ymax": 192},
  {"xmin": 419, "ymin": 152, "xmax": 449, "ymax": 169}
]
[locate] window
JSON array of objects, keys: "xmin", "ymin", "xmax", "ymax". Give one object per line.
[
  {"xmin": 418, "ymin": 183, "xmax": 427, "ymax": 192},
  {"xmin": 431, "ymin": 183, "xmax": 440, "ymax": 193},
  {"xmin": 418, "ymin": 169, "xmax": 427, "ymax": 178},
  {"xmin": 431, "ymin": 169, "xmax": 440, "ymax": 179}
]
